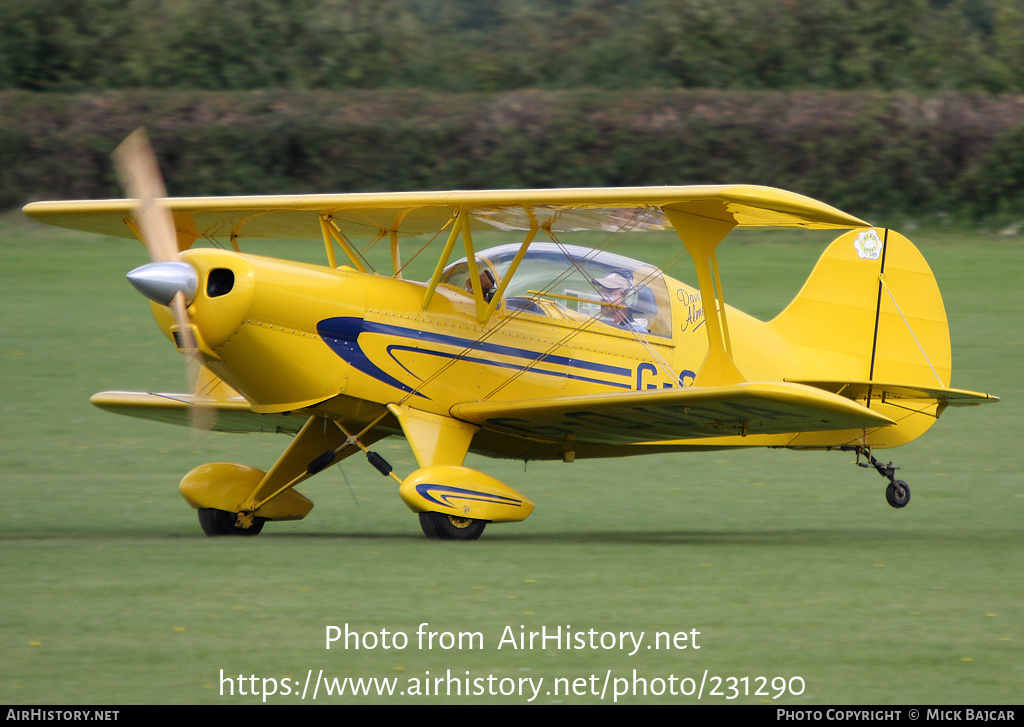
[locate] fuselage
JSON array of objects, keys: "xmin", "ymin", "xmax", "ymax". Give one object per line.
[{"xmin": 159, "ymin": 242, "xmax": 856, "ymax": 459}]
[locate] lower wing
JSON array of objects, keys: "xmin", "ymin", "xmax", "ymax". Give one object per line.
[
  {"xmin": 451, "ymin": 381, "xmax": 895, "ymax": 445},
  {"xmin": 90, "ymin": 391, "xmax": 306, "ymax": 434}
]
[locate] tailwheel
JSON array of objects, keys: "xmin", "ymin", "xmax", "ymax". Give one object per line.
[
  {"xmin": 885, "ymin": 480, "xmax": 911, "ymax": 509},
  {"xmin": 419, "ymin": 512, "xmax": 486, "ymax": 541},
  {"xmin": 843, "ymin": 446, "xmax": 913, "ymax": 510},
  {"xmin": 197, "ymin": 508, "xmax": 265, "ymax": 536}
]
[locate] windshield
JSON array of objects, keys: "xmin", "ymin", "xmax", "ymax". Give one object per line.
[{"xmin": 441, "ymin": 243, "xmax": 672, "ymax": 337}]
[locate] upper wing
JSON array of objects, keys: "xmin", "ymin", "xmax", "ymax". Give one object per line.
[
  {"xmin": 450, "ymin": 381, "xmax": 893, "ymax": 445},
  {"xmin": 23, "ymin": 185, "xmax": 868, "ymax": 248}
]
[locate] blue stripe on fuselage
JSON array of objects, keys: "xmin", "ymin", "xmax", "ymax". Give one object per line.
[
  {"xmin": 385, "ymin": 344, "xmax": 633, "ymax": 389},
  {"xmin": 317, "ymin": 316, "xmax": 634, "ymax": 395},
  {"xmin": 317, "ymin": 317, "xmax": 426, "ymax": 397}
]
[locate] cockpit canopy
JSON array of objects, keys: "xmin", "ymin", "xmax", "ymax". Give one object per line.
[{"xmin": 441, "ymin": 243, "xmax": 672, "ymax": 337}]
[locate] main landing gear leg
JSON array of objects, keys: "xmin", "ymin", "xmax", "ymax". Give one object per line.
[{"xmin": 847, "ymin": 446, "xmax": 911, "ymax": 508}]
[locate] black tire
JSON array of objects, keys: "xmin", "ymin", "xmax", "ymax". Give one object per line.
[
  {"xmin": 197, "ymin": 508, "xmax": 265, "ymax": 536},
  {"xmin": 418, "ymin": 512, "xmax": 486, "ymax": 541},
  {"xmin": 885, "ymin": 480, "xmax": 911, "ymax": 509}
]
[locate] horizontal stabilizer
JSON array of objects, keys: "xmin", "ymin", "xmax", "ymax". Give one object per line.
[
  {"xmin": 791, "ymin": 381, "xmax": 999, "ymax": 407},
  {"xmin": 451, "ymin": 382, "xmax": 893, "ymax": 445},
  {"xmin": 90, "ymin": 391, "xmax": 306, "ymax": 433}
]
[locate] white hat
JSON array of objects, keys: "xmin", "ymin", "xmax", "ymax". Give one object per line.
[{"xmin": 594, "ymin": 272, "xmax": 631, "ymax": 291}]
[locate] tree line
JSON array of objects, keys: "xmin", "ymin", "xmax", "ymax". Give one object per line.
[{"xmin": 3, "ymin": 0, "xmax": 1024, "ymax": 94}]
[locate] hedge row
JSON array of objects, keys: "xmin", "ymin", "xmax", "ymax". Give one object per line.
[{"xmin": 4, "ymin": 89, "xmax": 1024, "ymax": 219}]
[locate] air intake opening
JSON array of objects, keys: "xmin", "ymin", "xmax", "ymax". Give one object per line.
[{"xmin": 207, "ymin": 268, "xmax": 235, "ymax": 298}]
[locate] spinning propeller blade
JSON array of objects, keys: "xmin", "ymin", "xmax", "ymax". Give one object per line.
[{"xmin": 113, "ymin": 128, "xmax": 217, "ymax": 432}]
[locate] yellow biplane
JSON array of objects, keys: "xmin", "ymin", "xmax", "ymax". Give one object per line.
[{"xmin": 23, "ymin": 132, "xmax": 997, "ymax": 539}]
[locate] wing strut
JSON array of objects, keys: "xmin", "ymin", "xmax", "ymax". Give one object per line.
[
  {"xmin": 320, "ymin": 214, "xmax": 370, "ymax": 272},
  {"xmin": 422, "ymin": 211, "xmax": 465, "ymax": 309},
  {"xmin": 484, "ymin": 226, "xmax": 537, "ymax": 320},
  {"xmin": 419, "ymin": 210, "xmax": 539, "ymax": 325},
  {"xmin": 664, "ymin": 209, "xmax": 744, "ymax": 386},
  {"xmin": 390, "ymin": 229, "xmax": 402, "ymax": 278}
]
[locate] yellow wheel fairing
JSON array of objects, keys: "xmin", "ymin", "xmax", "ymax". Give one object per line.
[
  {"xmin": 399, "ymin": 466, "xmax": 535, "ymax": 523},
  {"xmin": 179, "ymin": 462, "xmax": 313, "ymax": 521}
]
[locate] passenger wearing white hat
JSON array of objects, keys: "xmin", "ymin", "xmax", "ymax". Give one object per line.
[{"xmin": 593, "ymin": 270, "xmax": 647, "ymax": 332}]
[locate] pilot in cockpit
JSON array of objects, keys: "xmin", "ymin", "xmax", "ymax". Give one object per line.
[
  {"xmin": 594, "ymin": 270, "xmax": 648, "ymax": 333},
  {"xmin": 465, "ymin": 268, "xmax": 498, "ymax": 303}
]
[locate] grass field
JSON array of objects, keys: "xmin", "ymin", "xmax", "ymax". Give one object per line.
[{"xmin": 1, "ymin": 211, "xmax": 1020, "ymax": 704}]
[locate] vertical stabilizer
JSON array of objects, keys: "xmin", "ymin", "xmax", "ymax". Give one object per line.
[{"xmin": 768, "ymin": 228, "xmax": 952, "ymax": 447}]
